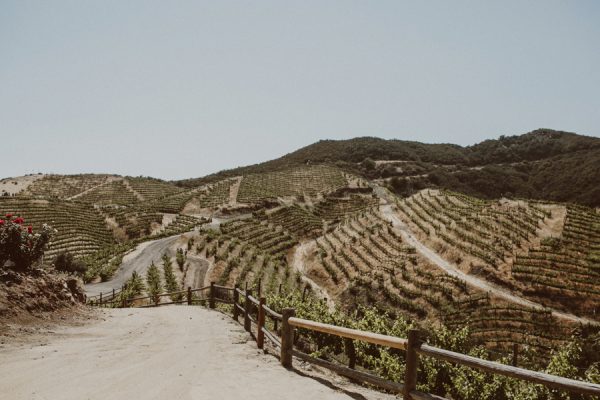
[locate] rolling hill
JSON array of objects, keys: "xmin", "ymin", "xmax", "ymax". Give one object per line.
[
  {"xmin": 1, "ymin": 128, "xmax": 599, "ymax": 383},
  {"xmin": 177, "ymin": 129, "xmax": 600, "ymax": 207}
]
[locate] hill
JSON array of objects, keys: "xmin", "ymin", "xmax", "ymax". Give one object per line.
[
  {"xmin": 176, "ymin": 129, "xmax": 600, "ymax": 207},
  {"xmin": 2, "ymin": 129, "xmax": 599, "ymax": 391}
]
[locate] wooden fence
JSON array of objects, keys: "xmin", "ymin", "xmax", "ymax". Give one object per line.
[{"xmin": 89, "ymin": 284, "xmax": 600, "ymax": 400}]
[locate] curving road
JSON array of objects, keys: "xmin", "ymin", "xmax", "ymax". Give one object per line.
[
  {"xmin": 85, "ymin": 233, "xmax": 192, "ymax": 298},
  {"xmin": 85, "ymin": 214, "xmax": 251, "ymax": 298},
  {"xmin": 372, "ymin": 184, "xmax": 599, "ymax": 326}
]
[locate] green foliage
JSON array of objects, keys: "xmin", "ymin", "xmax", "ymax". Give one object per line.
[
  {"xmin": 145, "ymin": 262, "xmax": 163, "ymax": 303},
  {"xmin": 162, "ymin": 253, "xmax": 180, "ymax": 301},
  {"xmin": 127, "ymin": 271, "xmax": 145, "ymax": 296},
  {"xmin": 178, "ymin": 129, "xmax": 600, "ymax": 207},
  {"xmin": 54, "ymin": 251, "xmax": 86, "ymax": 275},
  {"xmin": 267, "ymin": 292, "xmax": 599, "ymax": 400},
  {"xmin": 175, "ymin": 248, "xmax": 185, "ymax": 271},
  {"xmin": 0, "ymin": 215, "xmax": 53, "ymax": 270}
]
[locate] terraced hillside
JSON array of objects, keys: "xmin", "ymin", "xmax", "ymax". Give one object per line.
[
  {"xmin": 3, "ymin": 151, "xmax": 598, "ymax": 376},
  {"xmin": 196, "ymin": 232, "xmax": 303, "ymax": 294},
  {"xmin": 0, "ymin": 197, "xmax": 114, "ymax": 262},
  {"xmin": 512, "ymin": 204, "xmax": 600, "ymax": 317},
  {"xmin": 2, "ymin": 174, "xmax": 211, "ymax": 285},
  {"xmin": 125, "ymin": 177, "xmax": 183, "ymax": 201},
  {"xmin": 283, "ymin": 205, "xmax": 582, "ymax": 365},
  {"xmin": 237, "ymin": 165, "xmax": 347, "ymax": 204},
  {"xmin": 21, "ymin": 174, "xmax": 112, "ymax": 199},
  {"xmin": 78, "ymin": 180, "xmax": 141, "ymax": 205},
  {"xmin": 392, "ymin": 189, "xmax": 600, "ymax": 319},
  {"xmin": 264, "ymin": 205, "xmax": 323, "ymax": 237}
]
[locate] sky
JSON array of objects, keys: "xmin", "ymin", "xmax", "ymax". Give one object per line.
[{"xmin": 1, "ymin": 1, "xmax": 599, "ymax": 180}]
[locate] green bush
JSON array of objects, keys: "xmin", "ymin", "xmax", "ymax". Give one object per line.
[{"xmin": 54, "ymin": 252, "xmax": 86, "ymax": 275}]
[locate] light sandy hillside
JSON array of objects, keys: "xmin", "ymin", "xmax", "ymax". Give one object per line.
[
  {"xmin": 0, "ymin": 174, "xmax": 44, "ymax": 196},
  {"xmin": 0, "ymin": 307, "xmax": 393, "ymax": 400}
]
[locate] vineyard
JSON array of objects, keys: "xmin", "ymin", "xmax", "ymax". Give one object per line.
[
  {"xmin": 3, "ymin": 165, "xmax": 600, "ymax": 387},
  {"xmin": 20, "ymin": 174, "xmax": 112, "ymax": 199},
  {"xmin": 124, "ymin": 177, "xmax": 183, "ymax": 201},
  {"xmin": 77, "ymin": 180, "xmax": 141, "ymax": 205},
  {"xmin": 391, "ymin": 189, "xmax": 600, "ymax": 320},
  {"xmin": 512, "ymin": 205, "xmax": 600, "ymax": 317},
  {"xmin": 237, "ymin": 165, "xmax": 347, "ymax": 204},
  {"xmin": 196, "ymin": 179, "xmax": 235, "ymax": 208},
  {"xmin": 0, "ymin": 197, "xmax": 114, "ymax": 262},
  {"xmin": 264, "ymin": 205, "xmax": 323, "ymax": 238},
  {"xmin": 193, "ymin": 230, "xmax": 303, "ymax": 295}
]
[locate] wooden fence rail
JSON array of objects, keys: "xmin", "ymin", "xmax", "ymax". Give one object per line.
[{"xmin": 90, "ymin": 284, "xmax": 600, "ymax": 399}]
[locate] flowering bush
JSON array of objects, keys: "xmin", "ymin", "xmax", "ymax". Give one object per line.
[{"xmin": 0, "ymin": 214, "xmax": 53, "ymax": 270}]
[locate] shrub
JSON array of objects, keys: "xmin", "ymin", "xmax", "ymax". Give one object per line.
[
  {"xmin": 54, "ymin": 252, "xmax": 87, "ymax": 275},
  {"xmin": 162, "ymin": 253, "xmax": 180, "ymax": 301},
  {"xmin": 145, "ymin": 262, "xmax": 163, "ymax": 303},
  {"xmin": 0, "ymin": 214, "xmax": 53, "ymax": 270},
  {"xmin": 176, "ymin": 248, "xmax": 185, "ymax": 271}
]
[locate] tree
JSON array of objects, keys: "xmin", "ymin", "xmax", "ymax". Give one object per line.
[
  {"xmin": 0, "ymin": 215, "xmax": 53, "ymax": 270},
  {"xmin": 145, "ymin": 262, "xmax": 163, "ymax": 304},
  {"xmin": 54, "ymin": 252, "xmax": 86, "ymax": 275},
  {"xmin": 175, "ymin": 248, "xmax": 186, "ymax": 271},
  {"xmin": 127, "ymin": 271, "xmax": 146, "ymax": 297},
  {"xmin": 162, "ymin": 253, "xmax": 180, "ymax": 301}
]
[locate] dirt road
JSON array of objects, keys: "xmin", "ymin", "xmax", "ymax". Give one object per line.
[
  {"xmin": 0, "ymin": 307, "xmax": 371, "ymax": 400},
  {"xmin": 372, "ymin": 185, "xmax": 599, "ymax": 326},
  {"xmin": 85, "ymin": 233, "xmax": 193, "ymax": 297},
  {"xmin": 290, "ymin": 241, "xmax": 335, "ymax": 310}
]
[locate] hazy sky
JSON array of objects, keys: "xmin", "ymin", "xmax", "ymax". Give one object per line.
[{"xmin": 1, "ymin": 1, "xmax": 599, "ymax": 180}]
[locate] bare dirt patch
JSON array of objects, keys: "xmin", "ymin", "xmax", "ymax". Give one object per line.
[{"xmin": 0, "ymin": 174, "xmax": 44, "ymax": 196}]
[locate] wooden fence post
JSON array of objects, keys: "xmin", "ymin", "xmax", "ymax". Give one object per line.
[
  {"xmin": 187, "ymin": 286, "xmax": 192, "ymax": 305},
  {"xmin": 112, "ymin": 288, "xmax": 115, "ymax": 299},
  {"xmin": 233, "ymin": 284, "xmax": 240, "ymax": 320},
  {"xmin": 257, "ymin": 278, "xmax": 262, "ymax": 297},
  {"xmin": 257, "ymin": 297, "xmax": 266, "ymax": 349},
  {"xmin": 244, "ymin": 289, "xmax": 253, "ymax": 332},
  {"xmin": 281, "ymin": 308, "xmax": 295, "ymax": 368},
  {"xmin": 209, "ymin": 282, "xmax": 216, "ymax": 309},
  {"xmin": 344, "ymin": 338, "xmax": 356, "ymax": 369},
  {"xmin": 512, "ymin": 344, "xmax": 519, "ymax": 367},
  {"xmin": 404, "ymin": 329, "xmax": 421, "ymax": 400},
  {"xmin": 100, "ymin": 292, "xmax": 103, "ymax": 306}
]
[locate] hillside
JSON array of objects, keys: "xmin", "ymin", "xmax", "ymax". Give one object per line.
[
  {"xmin": 177, "ymin": 129, "xmax": 600, "ymax": 207},
  {"xmin": 2, "ymin": 130, "xmax": 600, "ymax": 399}
]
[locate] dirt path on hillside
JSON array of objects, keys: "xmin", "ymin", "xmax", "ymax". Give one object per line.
[
  {"xmin": 85, "ymin": 233, "xmax": 194, "ymax": 297},
  {"xmin": 372, "ymin": 185, "xmax": 599, "ymax": 326},
  {"xmin": 66, "ymin": 176, "xmax": 116, "ymax": 200},
  {"xmin": 0, "ymin": 307, "xmax": 382, "ymax": 400},
  {"xmin": 183, "ymin": 255, "xmax": 210, "ymax": 288},
  {"xmin": 229, "ymin": 176, "xmax": 242, "ymax": 205},
  {"xmin": 290, "ymin": 241, "xmax": 335, "ymax": 310}
]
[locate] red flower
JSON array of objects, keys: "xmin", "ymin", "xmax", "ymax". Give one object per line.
[
  {"xmin": 5, "ymin": 214, "xmax": 12, "ymax": 219},
  {"xmin": 27, "ymin": 226, "xmax": 33, "ymax": 234},
  {"xmin": 0, "ymin": 219, "xmax": 4, "ymax": 225},
  {"xmin": 14, "ymin": 217, "xmax": 24, "ymax": 225}
]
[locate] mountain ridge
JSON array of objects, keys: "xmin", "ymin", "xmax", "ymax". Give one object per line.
[{"xmin": 176, "ymin": 129, "xmax": 600, "ymax": 207}]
